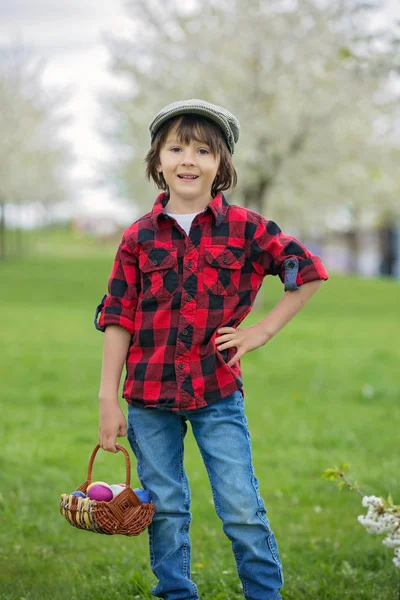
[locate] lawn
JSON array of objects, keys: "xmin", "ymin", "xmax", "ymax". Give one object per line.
[{"xmin": 1, "ymin": 230, "xmax": 399, "ymax": 599}]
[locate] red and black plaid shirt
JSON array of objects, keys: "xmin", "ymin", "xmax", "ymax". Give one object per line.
[{"xmin": 95, "ymin": 191, "xmax": 329, "ymax": 411}]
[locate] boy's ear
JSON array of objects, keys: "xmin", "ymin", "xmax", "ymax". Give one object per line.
[{"xmin": 156, "ymin": 164, "xmax": 163, "ymax": 173}]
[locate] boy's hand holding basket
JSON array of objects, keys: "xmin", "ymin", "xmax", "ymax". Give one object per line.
[{"xmin": 60, "ymin": 444, "xmax": 155, "ymax": 536}]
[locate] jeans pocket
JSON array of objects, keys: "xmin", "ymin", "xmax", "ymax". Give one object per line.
[{"xmin": 127, "ymin": 411, "xmax": 139, "ymax": 456}]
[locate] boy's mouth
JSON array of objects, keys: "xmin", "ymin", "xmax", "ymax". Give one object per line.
[{"xmin": 177, "ymin": 174, "xmax": 199, "ymax": 180}]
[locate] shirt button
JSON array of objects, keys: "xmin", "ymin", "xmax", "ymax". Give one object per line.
[
  {"xmin": 182, "ymin": 329, "xmax": 188, "ymax": 336},
  {"xmin": 187, "ymin": 261, "xmax": 193, "ymax": 268},
  {"xmin": 179, "ymin": 363, "xmax": 185, "ymax": 369},
  {"xmin": 288, "ymin": 260, "xmax": 296, "ymax": 268},
  {"xmin": 152, "ymin": 259, "xmax": 158, "ymax": 265},
  {"xmin": 223, "ymin": 257, "xmax": 228, "ymax": 263},
  {"xmin": 186, "ymin": 294, "xmax": 193, "ymax": 302}
]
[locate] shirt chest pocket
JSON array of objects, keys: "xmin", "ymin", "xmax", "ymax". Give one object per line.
[
  {"xmin": 202, "ymin": 245, "xmax": 245, "ymax": 296},
  {"xmin": 139, "ymin": 248, "xmax": 179, "ymax": 299}
]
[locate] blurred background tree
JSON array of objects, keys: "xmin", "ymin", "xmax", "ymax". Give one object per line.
[
  {"xmin": 99, "ymin": 0, "xmax": 400, "ymax": 255},
  {"xmin": 0, "ymin": 48, "xmax": 73, "ymax": 259},
  {"xmin": 1, "ymin": 0, "xmax": 398, "ymax": 272}
]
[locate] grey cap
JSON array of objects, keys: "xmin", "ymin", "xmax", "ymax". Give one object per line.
[{"xmin": 149, "ymin": 98, "xmax": 240, "ymax": 155}]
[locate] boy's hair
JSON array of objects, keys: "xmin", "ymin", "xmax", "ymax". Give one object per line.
[{"xmin": 145, "ymin": 114, "xmax": 237, "ymax": 197}]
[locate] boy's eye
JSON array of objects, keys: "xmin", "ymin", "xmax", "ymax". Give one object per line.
[{"xmin": 169, "ymin": 147, "xmax": 209, "ymax": 154}]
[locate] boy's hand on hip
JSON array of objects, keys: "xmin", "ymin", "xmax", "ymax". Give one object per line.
[
  {"xmin": 98, "ymin": 403, "xmax": 127, "ymax": 453},
  {"xmin": 215, "ymin": 325, "xmax": 271, "ymax": 368}
]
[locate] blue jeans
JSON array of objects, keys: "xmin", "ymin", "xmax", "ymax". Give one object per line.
[{"xmin": 127, "ymin": 390, "xmax": 283, "ymax": 600}]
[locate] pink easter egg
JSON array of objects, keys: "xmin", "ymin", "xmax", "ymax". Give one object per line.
[
  {"xmin": 87, "ymin": 480, "xmax": 109, "ymax": 492},
  {"xmin": 87, "ymin": 483, "xmax": 113, "ymax": 502}
]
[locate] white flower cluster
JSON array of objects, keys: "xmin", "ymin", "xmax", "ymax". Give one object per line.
[
  {"xmin": 393, "ymin": 548, "xmax": 400, "ymax": 569},
  {"xmin": 358, "ymin": 495, "xmax": 400, "ymax": 568}
]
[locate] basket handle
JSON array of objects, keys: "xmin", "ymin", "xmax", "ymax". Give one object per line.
[{"xmin": 87, "ymin": 444, "xmax": 131, "ymax": 488}]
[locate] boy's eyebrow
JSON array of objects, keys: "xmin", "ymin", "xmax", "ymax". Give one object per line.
[{"xmin": 165, "ymin": 138, "xmax": 209, "ymax": 145}]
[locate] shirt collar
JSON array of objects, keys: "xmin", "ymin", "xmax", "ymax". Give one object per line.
[{"xmin": 150, "ymin": 191, "xmax": 229, "ymax": 230}]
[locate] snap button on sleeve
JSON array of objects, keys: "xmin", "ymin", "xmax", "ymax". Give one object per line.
[{"xmin": 283, "ymin": 257, "xmax": 300, "ymax": 291}]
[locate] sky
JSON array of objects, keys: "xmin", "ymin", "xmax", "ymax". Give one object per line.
[
  {"xmin": 0, "ymin": 0, "xmax": 136, "ymax": 226},
  {"xmin": 0, "ymin": 0, "xmax": 399, "ymax": 227}
]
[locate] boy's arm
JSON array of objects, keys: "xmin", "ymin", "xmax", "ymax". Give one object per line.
[
  {"xmin": 257, "ymin": 279, "xmax": 323, "ymax": 341},
  {"xmin": 216, "ymin": 217, "xmax": 329, "ymax": 366},
  {"xmin": 216, "ymin": 280, "xmax": 323, "ymax": 366},
  {"xmin": 94, "ymin": 232, "xmax": 140, "ymax": 452},
  {"xmin": 98, "ymin": 325, "xmax": 131, "ymax": 453},
  {"xmin": 94, "ymin": 233, "xmax": 140, "ymax": 334}
]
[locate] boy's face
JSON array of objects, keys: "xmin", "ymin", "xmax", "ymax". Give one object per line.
[{"xmin": 156, "ymin": 121, "xmax": 220, "ymax": 202}]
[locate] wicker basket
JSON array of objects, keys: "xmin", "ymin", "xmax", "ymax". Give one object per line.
[{"xmin": 60, "ymin": 443, "xmax": 155, "ymax": 536}]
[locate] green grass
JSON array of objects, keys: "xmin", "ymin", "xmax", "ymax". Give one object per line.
[{"xmin": 1, "ymin": 230, "xmax": 400, "ymax": 599}]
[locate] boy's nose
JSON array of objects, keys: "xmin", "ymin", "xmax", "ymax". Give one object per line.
[{"xmin": 181, "ymin": 149, "xmax": 196, "ymax": 164}]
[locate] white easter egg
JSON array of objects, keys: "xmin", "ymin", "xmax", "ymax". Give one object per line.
[{"xmin": 110, "ymin": 484, "xmax": 126, "ymax": 498}]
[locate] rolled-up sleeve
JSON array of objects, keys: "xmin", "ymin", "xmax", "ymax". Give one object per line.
[
  {"xmin": 251, "ymin": 217, "xmax": 329, "ymax": 291},
  {"xmin": 94, "ymin": 234, "xmax": 140, "ymax": 334}
]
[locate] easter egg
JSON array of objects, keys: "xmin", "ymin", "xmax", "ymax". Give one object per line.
[
  {"xmin": 132, "ymin": 488, "xmax": 151, "ymax": 503},
  {"xmin": 71, "ymin": 491, "xmax": 86, "ymax": 498},
  {"xmin": 87, "ymin": 482, "xmax": 113, "ymax": 502},
  {"xmin": 87, "ymin": 480, "xmax": 109, "ymax": 492},
  {"xmin": 110, "ymin": 484, "xmax": 126, "ymax": 498}
]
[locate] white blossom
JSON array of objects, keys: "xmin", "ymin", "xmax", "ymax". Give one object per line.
[
  {"xmin": 357, "ymin": 516, "xmax": 391, "ymax": 535},
  {"xmin": 358, "ymin": 495, "xmax": 400, "ymax": 570},
  {"xmin": 383, "ymin": 532, "xmax": 400, "ymax": 548},
  {"xmin": 362, "ymin": 496, "xmax": 385, "ymax": 510},
  {"xmin": 393, "ymin": 548, "xmax": 400, "ymax": 568}
]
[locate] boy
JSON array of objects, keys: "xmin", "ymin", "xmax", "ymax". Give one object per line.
[{"xmin": 94, "ymin": 99, "xmax": 329, "ymax": 600}]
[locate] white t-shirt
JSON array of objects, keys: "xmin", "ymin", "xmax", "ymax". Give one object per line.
[{"xmin": 164, "ymin": 209, "xmax": 206, "ymax": 236}]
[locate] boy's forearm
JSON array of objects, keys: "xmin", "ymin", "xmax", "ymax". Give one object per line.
[
  {"xmin": 258, "ymin": 280, "xmax": 324, "ymax": 341},
  {"xmin": 98, "ymin": 325, "xmax": 132, "ymax": 405}
]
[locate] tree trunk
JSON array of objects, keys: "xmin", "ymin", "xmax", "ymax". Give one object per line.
[
  {"xmin": 378, "ymin": 220, "xmax": 397, "ymax": 277},
  {"xmin": 346, "ymin": 229, "xmax": 359, "ymax": 274},
  {"xmin": 346, "ymin": 206, "xmax": 363, "ymax": 274},
  {"xmin": 242, "ymin": 177, "xmax": 274, "ymax": 214}
]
